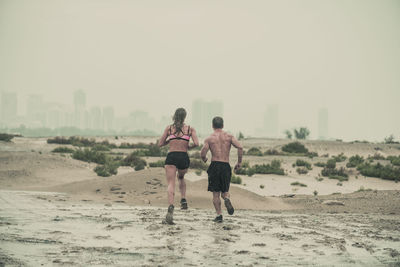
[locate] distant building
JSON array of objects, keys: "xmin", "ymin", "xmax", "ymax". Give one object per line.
[
  {"xmin": 192, "ymin": 99, "xmax": 223, "ymax": 136},
  {"xmin": 128, "ymin": 110, "xmax": 156, "ymax": 132},
  {"xmin": 0, "ymin": 92, "xmax": 17, "ymax": 126},
  {"xmin": 103, "ymin": 106, "xmax": 114, "ymax": 131},
  {"xmin": 318, "ymin": 108, "xmax": 329, "ymax": 140},
  {"xmin": 263, "ymin": 104, "xmax": 279, "ymax": 138},
  {"xmin": 73, "ymin": 90, "xmax": 87, "ymax": 129},
  {"xmin": 26, "ymin": 94, "xmax": 46, "ymax": 127},
  {"xmin": 89, "ymin": 106, "xmax": 102, "ymax": 130}
]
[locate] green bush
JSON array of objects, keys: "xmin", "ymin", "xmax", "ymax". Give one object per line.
[
  {"xmin": 333, "ymin": 153, "xmax": 347, "ymax": 162},
  {"xmin": 291, "ymin": 181, "xmax": 307, "ymax": 187},
  {"xmin": 294, "ymin": 127, "xmax": 310, "ymax": 139},
  {"xmin": 132, "ymin": 144, "xmax": 168, "ymax": 157},
  {"xmin": 260, "ymin": 184, "xmax": 265, "ymax": 189},
  {"xmin": 92, "ymin": 144, "xmax": 111, "ymax": 151},
  {"xmin": 72, "ymin": 148, "xmax": 107, "ymax": 164},
  {"xmin": 357, "ymin": 162, "xmax": 400, "ymax": 181},
  {"xmin": 231, "ymin": 174, "xmax": 242, "ymax": 184},
  {"xmin": 263, "ymin": 149, "xmax": 281, "ymax": 156},
  {"xmin": 246, "ymin": 147, "xmax": 263, "ymax": 156},
  {"xmin": 387, "ymin": 156, "xmax": 400, "ymax": 166},
  {"xmin": 296, "ymin": 167, "xmax": 308, "ymax": 174},
  {"xmin": 195, "ymin": 169, "xmax": 202, "ymax": 176},
  {"xmin": 321, "ymin": 158, "xmax": 348, "ymax": 181},
  {"xmin": 368, "ymin": 153, "xmax": 385, "ymax": 160},
  {"xmin": 94, "ymin": 160, "xmax": 119, "ymax": 177},
  {"xmin": 282, "ymin": 142, "xmax": 309, "ymax": 154},
  {"xmin": 52, "ymin": 146, "xmax": 75, "ymax": 153},
  {"xmin": 0, "ymin": 133, "xmax": 15, "ymax": 142},
  {"xmin": 121, "ymin": 153, "xmax": 147, "ymax": 169},
  {"xmin": 190, "ymin": 159, "xmax": 208, "ymax": 171},
  {"xmin": 346, "ymin": 155, "xmax": 364, "ymax": 168},
  {"xmin": 314, "ymin": 162, "xmax": 326, "ymax": 167},
  {"xmin": 149, "ymin": 160, "xmax": 165, "ymax": 168},
  {"xmin": 134, "ymin": 161, "xmax": 146, "ymax": 171},
  {"xmin": 251, "ymin": 160, "xmax": 285, "ymax": 175},
  {"xmin": 295, "ymin": 159, "xmax": 312, "ymax": 170}
]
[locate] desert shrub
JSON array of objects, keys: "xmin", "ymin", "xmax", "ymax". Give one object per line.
[
  {"xmin": 295, "ymin": 159, "xmax": 312, "ymax": 170},
  {"xmin": 296, "ymin": 167, "xmax": 308, "ymax": 174},
  {"xmin": 134, "ymin": 161, "xmax": 146, "ymax": 171},
  {"xmin": 72, "ymin": 148, "xmax": 107, "ymax": 164},
  {"xmin": 231, "ymin": 174, "xmax": 242, "ymax": 184},
  {"xmin": 333, "ymin": 153, "xmax": 347, "ymax": 162},
  {"xmin": 284, "ymin": 130, "xmax": 293, "ymax": 139},
  {"xmin": 291, "ymin": 181, "xmax": 307, "ymax": 187},
  {"xmin": 282, "ymin": 142, "xmax": 308, "ymax": 154},
  {"xmin": 294, "ymin": 127, "xmax": 310, "ymax": 139},
  {"xmin": 315, "ymin": 177, "xmax": 324, "ymax": 181},
  {"xmin": 263, "ymin": 149, "xmax": 281, "ymax": 156},
  {"xmin": 337, "ymin": 182, "xmax": 343, "ymax": 186},
  {"xmin": 387, "ymin": 156, "xmax": 400, "ymax": 166},
  {"xmin": 346, "ymin": 155, "xmax": 364, "ymax": 168},
  {"xmin": 190, "ymin": 151, "xmax": 202, "ymax": 159},
  {"xmin": 132, "ymin": 144, "xmax": 168, "ymax": 157},
  {"xmin": 195, "ymin": 170, "xmax": 202, "ymax": 176},
  {"xmin": 356, "ymin": 186, "xmax": 373, "ymax": 192},
  {"xmin": 313, "ymin": 190, "xmax": 318, "ymax": 196},
  {"xmin": 149, "ymin": 160, "xmax": 165, "ymax": 168},
  {"xmin": 94, "ymin": 160, "xmax": 119, "ymax": 177},
  {"xmin": 326, "ymin": 159, "xmax": 337, "ymax": 169},
  {"xmin": 121, "ymin": 153, "xmax": 147, "ymax": 168},
  {"xmin": 307, "ymin": 152, "xmax": 318, "ymax": 158},
  {"xmin": 357, "ymin": 162, "xmax": 400, "ymax": 181},
  {"xmin": 190, "ymin": 159, "xmax": 208, "ymax": 171},
  {"xmin": 0, "ymin": 133, "xmax": 15, "ymax": 142},
  {"xmin": 246, "ymin": 147, "xmax": 263, "ymax": 156},
  {"xmin": 321, "ymin": 158, "xmax": 348, "ymax": 181},
  {"xmin": 368, "ymin": 153, "xmax": 385, "ymax": 160},
  {"xmin": 260, "ymin": 184, "xmax": 265, "ymax": 189},
  {"xmin": 92, "ymin": 144, "xmax": 111, "ymax": 151},
  {"xmin": 238, "ymin": 132, "xmax": 244, "ymax": 140},
  {"xmin": 314, "ymin": 162, "xmax": 326, "ymax": 167},
  {"xmin": 384, "ymin": 135, "xmax": 398, "ymax": 144},
  {"xmin": 241, "ymin": 161, "xmax": 250, "ymax": 169},
  {"xmin": 251, "ymin": 160, "xmax": 285, "ymax": 175},
  {"xmin": 52, "ymin": 146, "xmax": 75, "ymax": 153}
]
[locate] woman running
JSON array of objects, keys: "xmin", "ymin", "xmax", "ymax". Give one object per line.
[{"xmin": 158, "ymin": 108, "xmax": 199, "ymax": 224}]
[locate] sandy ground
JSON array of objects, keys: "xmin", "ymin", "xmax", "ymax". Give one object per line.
[{"xmin": 1, "ymin": 137, "xmax": 400, "ymax": 266}]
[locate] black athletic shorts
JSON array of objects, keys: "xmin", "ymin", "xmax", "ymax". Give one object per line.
[
  {"xmin": 165, "ymin": 152, "xmax": 190, "ymax": 170},
  {"xmin": 207, "ymin": 161, "xmax": 232, "ymax": 193}
]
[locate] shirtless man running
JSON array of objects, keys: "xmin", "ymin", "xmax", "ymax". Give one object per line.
[{"xmin": 200, "ymin": 116, "xmax": 243, "ymax": 223}]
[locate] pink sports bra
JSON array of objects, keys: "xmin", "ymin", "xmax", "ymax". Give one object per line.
[{"xmin": 168, "ymin": 125, "xmax": 191, "ymax": 142}]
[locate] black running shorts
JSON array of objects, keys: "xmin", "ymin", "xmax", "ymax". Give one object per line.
[
  {"xmin": 165, "ymin": 152, "xmax": 190, "ymax": 170},
  {"xmin": 207, "ymin": 161, "xmax": 232, "ymax": 193}
]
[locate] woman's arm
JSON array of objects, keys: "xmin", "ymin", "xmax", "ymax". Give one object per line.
[
  {"xmin": 158, "ymin": 126, "xmax": 170, "ymax": 147},
  {"xmin": 189, "ymin": 128, "xmax": 199, "ymax": 149}
]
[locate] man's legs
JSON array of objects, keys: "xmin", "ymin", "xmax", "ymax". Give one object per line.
[
  {"xmin": 222, "ymin": 191, "xmax": 234, "ymax": 215},
  {"xmin": 177, "ymin": 169, "xmax": 188, "ymax": 209},
  {"xmin": 212, "ymin": 191, "xmax": 222, "ymax": 215}
]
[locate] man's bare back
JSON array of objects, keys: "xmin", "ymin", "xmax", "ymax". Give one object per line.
[{"xmin": 201, "ymin": 129, "xmax": 243, "ymax": 170}]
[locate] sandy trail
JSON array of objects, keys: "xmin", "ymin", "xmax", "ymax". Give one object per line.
[{"xmin": 1, "ymin": 190, "xmax": 399, "ymax": 266}]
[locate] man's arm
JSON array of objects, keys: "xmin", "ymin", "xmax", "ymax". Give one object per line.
[
  {"xmin": 158, "ymin": 126, "xmax": 170, "ymax": 147},
  {"xmin": 231, "ymin": 136, "xmax": 243, "ymax": 171},
  {"xmin": 200, "ymin": 139, "xmax": 210, "ymax": 162},
  {"xmin": 189, "ymin": 128, "xmax": 199, "ymax": 149}
]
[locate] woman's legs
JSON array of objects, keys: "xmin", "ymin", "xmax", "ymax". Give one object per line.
[
  {"xmin": 177, "ymin": 168, "xmax": 188, "ymax": 200},
  {"xmin": 165, "ymin": 165, "xmax": 177, "ymax": 206}
]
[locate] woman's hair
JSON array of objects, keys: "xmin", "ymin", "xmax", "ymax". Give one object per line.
[{"xmin": 172, "ymin": 108, "xmax": 187, "ymax": 134}]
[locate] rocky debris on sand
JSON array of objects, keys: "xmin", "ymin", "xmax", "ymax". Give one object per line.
[{"xmin": 323, "ymin": 200, "xmax": 345, "ymax": 206}]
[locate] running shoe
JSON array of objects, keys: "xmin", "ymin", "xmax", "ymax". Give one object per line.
[
  {"xmin": 213, "ymin": 215, "xmax": 223, "ymax": 223},
  {"xmin": 165, "ymin": 204, "xmax": 174, "ymax": 225},
  {"xmin": 224, "ymin": 198, "xmax": 234, "ymax": 215},
  {"xmin": 180, "ymin": 198, "xmax": 188, "ymax": 210}
]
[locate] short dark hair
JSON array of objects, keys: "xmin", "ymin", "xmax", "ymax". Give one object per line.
[{"xmin": 212, "ymin": 116, "xmax": 224, "ymax": 129}]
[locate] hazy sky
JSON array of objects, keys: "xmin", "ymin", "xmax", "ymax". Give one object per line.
[{"xmin": 1, "ymin": 0, "xmax": 399, "ymax": 141}]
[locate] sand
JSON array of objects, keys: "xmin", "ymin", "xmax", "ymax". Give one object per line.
[{"xmin": 1, "ymin": 137, "xmax": 400, "ymax": 266}]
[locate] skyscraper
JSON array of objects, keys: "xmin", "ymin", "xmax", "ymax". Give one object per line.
[
  {"xmin": 192, "ymin": 99, "xmax": 223, "ymax": 136},
  {"xmin": 103, "ymin": 106, "xmax": 114, "ymax": 131},
  {"xmin": 0, "ymin": 92, "xmax": 17, "ymax": 126},
  {"xmin": 318, "ymin": 108, "xmax": 329, "ymax": 140},
  {"xmin": 26, "ymin": 94, "xmax": 46, "ymax": 127},
  {"xmin": 73, "ymin": 90, "xmax": 87, "ymax": 128},
  {"xmin": 263, "ymin": 104, "xmax": 279, "ymax": 138}
]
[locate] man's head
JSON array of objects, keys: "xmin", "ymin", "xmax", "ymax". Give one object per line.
[{"xmin": 212, "ymin": 116, "xmax": 224, "ymax": 129}]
